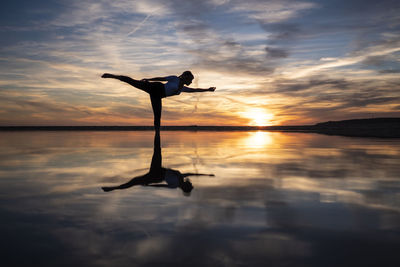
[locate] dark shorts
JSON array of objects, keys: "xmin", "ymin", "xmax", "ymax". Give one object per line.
[
  {"xmin": 118, "ymin": 76, "xmax": 167, "ymax": 98},
  {"xmin": 148, "ymin": 82, "xmax": 166, "ymax": 98},
  {"xmin": 144, "ymin": 167, "xmax": 166, "ymax": 184}
]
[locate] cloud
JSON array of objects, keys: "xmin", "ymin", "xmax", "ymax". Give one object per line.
[
  {"xmin": 379, "ymin": 69, "xmax": 400, "ymax": 74},
  {"xmin": 362, "ymin": 55, "xmax": 390, "ymax": 66},
  {"xmin": 273, "ymin": 78, "xmax": 350, "ymax": 93},
  {"xmin": 339, "ymin": 96, "xmax": 400, "ymax": 109},
  {"xmin": 286, "ymin": 39, "xmax": 400, "ymax": 79},
  {"xmin": 265, "ymin": 46, "xmax": 289, "ymax": 58},
  {"xmin": 230, "ymin": 0, "xmax": 317, "ymax": 23},
  {"xmin": 126, "ymin": 14, "xmax": 152, "ymax": 37},
  {"xmin": 194, "ymin": 54, "xmax": 274, "ymax": 75},
  {"xmin": 261, "ymin": 23, "xmax": 302, "ymax": 41}
]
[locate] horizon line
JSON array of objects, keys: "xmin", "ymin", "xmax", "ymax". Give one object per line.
[{"xmin": 0, "ymin": 117, "xmax": 398, "ymax": 129}]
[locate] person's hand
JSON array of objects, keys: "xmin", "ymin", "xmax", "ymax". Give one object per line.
[
  {"xmin": 208, "ymin": 87, "xmax": 216, "ymax": 92},
  {"xmin": 101, "ymin": 73, "xmax": 113, "ymax": 78}
]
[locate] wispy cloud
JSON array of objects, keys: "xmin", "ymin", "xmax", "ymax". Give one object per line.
[
  {"xmin": 230, "ymin": 0, "xmax": 317, "ymax": 23},
  {"xmin": 127, "ymin": 14, "xmax": 152, "ymax": 37}
]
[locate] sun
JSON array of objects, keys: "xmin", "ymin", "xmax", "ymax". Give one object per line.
[{"xmin": 244, "ymin": 109, "xmax": 274, "ymax": 126}]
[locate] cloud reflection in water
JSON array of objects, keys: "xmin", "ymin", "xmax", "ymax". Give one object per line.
[{"xmin": 0, "ymin": 131, "xmax": 400, "ymax": 266}]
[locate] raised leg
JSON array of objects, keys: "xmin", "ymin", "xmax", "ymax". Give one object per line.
[{"xmin": 102, "ymin": 73, "xmax": 150, "ymax": 94}]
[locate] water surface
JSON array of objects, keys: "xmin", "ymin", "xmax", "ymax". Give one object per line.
[{"xmin": 1, "ymin": 131, "xmax": 400, "ymax": 266}]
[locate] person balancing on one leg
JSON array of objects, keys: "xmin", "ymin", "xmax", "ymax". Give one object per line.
[{"xmin": 101, "ymin": 71, "xmax": 216, "ymax": 132}]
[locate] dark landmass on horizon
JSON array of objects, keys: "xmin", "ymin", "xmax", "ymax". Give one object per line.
[{"xmin": 0, "ymin": 118, "xmax": 399, "ymax": 138}]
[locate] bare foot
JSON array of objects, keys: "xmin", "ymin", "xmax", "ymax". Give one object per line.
[
  {"xmin": 101, "ymin": 73, "xmax": 114, "ymax": 78},
  {"xmin": 102, "ymin": 186, "xmax": 114, "ymax": 192}
]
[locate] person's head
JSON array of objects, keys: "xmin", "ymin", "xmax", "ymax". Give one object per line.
[
  {"xmin": 179, "ymin": 70, "xmax": 194, "ymax": 85},
  {"xmin": 180, "ymin": 178, "xmax": 194, "ymax": 196}
]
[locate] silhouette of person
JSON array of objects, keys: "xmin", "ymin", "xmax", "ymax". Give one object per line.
[
  {"xmin": 101, "ymin": 71, "xmax": 216, "ymax": 132},
  {"xmin": 101, "ymin": 132, "xmax": 214, "ymax": 196}
]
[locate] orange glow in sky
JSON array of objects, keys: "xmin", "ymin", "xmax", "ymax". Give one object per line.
[
  {"xmin": 242, "ymin": 109, "xmax": 275, "ymax": 126},
  {"xmin": 0, "ymin": 1, "xmax": 399, "ymax": 126}
]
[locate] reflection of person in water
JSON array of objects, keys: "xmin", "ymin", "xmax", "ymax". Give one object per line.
[
  {"xmin": 101, "ymin": 132, "xmax": 214, "ymax": 196},
  {"xmin": 101, "ymin": 71, "xmax": 216, "ymax": 132}
]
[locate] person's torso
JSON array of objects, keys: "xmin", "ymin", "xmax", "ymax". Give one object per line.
[
  {"xmin": 164, "ymin": 76, "xmax": 182, "ymax": 97},
  {"xmin": 164, "ymin": 169, "xmax": 180, "ymax": 188}
]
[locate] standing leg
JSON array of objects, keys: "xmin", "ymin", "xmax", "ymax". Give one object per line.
[
  {"xmin": 150, "ymin": 95, "xmax": 162, "ymax": 132},
  {"xmin": 149, "ymin": 131, "xmax": 162, "ymax": 174}
]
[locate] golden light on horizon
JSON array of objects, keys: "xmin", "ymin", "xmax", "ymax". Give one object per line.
[{"xmin": 242, "ymin": 109, "xmax": 274, "ymax": 126}]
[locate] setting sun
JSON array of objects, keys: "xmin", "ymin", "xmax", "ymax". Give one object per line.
[{"xmin": 243, "ymin": 109, "xmax": 274, "ymax": 126}]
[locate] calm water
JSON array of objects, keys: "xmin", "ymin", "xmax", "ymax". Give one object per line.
[{"xmin": 1, "ymin": 131, "xmax": 400, "ymax": 267}]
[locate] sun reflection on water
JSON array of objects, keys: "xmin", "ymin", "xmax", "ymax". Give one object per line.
[{"xmin": 244, "ymin": 131, "xmax": 273, "ymax": 148}]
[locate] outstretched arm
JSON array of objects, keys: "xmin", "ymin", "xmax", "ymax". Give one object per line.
[{"xmin": 181, "ymin": 87, "xmax": 216, "ymax": 93}]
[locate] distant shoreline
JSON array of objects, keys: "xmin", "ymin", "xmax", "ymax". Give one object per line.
[{"xmin": 0, "ymin": 118, "xmax": 399, "ymax": 138}]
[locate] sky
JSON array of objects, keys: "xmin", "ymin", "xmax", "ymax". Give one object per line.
[{"xmin": 0, "ymin": 0, "xmax": 399, "ymax": 126}]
